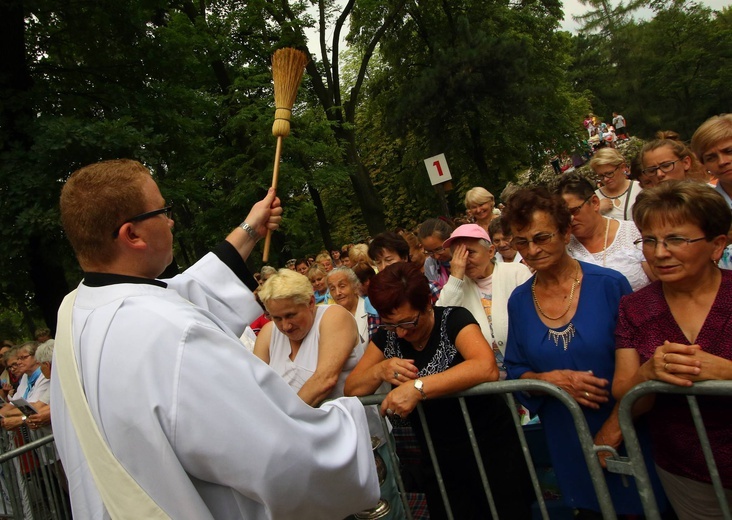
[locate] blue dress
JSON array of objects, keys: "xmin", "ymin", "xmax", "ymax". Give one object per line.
[{"xmin": 505, "ymin": 261, "xmax": 663, "ymax": 514}]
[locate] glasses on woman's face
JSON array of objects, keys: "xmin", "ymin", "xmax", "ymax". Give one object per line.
[
  {"xmin": 633, "ymin": 236, "xmax": 708, "ymax": 252},
  {"xmin": 112, "ymin": 205, "xmax": 173, "ymax": 238},
  {"xmin": 510, "ymin": 232, "xmax": 556, "ymax": 251},
  {"xmin": 423, "ymin": 246, "xmax": 446, "ymax": 257},
  {"xmin": 641, "ymin": 160, "xmax": 679, "ymax": 177},
  {"xmin": 595, "ymin": 164, "xmax": 622, "ymax": 181},
  {"xmin": 379, "ymin": 313, "xmax": 421, "ymax": 332},
  {"xmin": 16, "ymin": 354, "xmax": 31, "ymax": 362},
  {"xmin": 567, "ymin": 195, "xmax": 593, "ymax": 216}
]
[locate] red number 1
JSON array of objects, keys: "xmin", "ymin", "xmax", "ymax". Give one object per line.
[{"xmin": 433, "ymin": 161, "xmax": 444, "ymax": 176}]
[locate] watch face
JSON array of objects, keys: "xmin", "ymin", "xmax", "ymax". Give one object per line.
[{"xmin": 415, "ymin": 380, "xmax": 423, "ymax": 390}]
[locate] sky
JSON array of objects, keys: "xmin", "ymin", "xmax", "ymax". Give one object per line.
[{"xmin": 559, "ymin": 0, "xmax": 730, "ymax": 32}]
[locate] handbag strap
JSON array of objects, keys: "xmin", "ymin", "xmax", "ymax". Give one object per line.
[{"xmin": 55, "ymin": 290, "xmax": 171, "ymax": 519}]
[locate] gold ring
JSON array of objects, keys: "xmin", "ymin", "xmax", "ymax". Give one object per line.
[
  {"xmin": 394, "ymin": 371, "xmax": 399, "ymax": 379},
  {"xmin": 584, "ymin": 391, "xmax": 590, "ymax": 398},
  {"xmin": 664, "ymin": 363, "xmax": 669, "ymax": 371}
]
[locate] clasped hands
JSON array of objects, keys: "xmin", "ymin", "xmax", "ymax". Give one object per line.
[{"xmin": 378, "ymin": 358, "xmax": 419, "ymax": 420}]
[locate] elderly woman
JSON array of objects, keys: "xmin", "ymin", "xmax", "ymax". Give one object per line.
[
  {"xmin": 327, "ymin": 267, "xmax": 380, "ymax": 344},
  {"xmin": 465, "ymin": 187, "xmax": 497, "ymax": 231},
  {"xmin": 613, "ymin": 181, "xmax": 732, "ymax": 519},
  {"xmin": 25, "ymin": 341, "xmax": 53, "ymax": 430},
  {"xmin": 502, "ymin": 187, "xmax": 661, "ymax": 516},
  {"xmin": 255, "ymin": 269, "xmax": 403, "ymax": 519},
  {"xmin": 254, "ymin": 269, "xmax": 362, "ymax": 406},
  {"xmin": 692, "ymin": 114, "xmax": 732, "ymax": 270},
  {"xmin": 0, "ymin": 342, "xmax": 50, "ymax": 430},
  {"xmin": 345, "ymin": 262, "xmax": 532, "ymax": 520},
  {"xmin": 437, "ymin": 224, "xmax": 531, "ymax": 375},
  {"xmin": 591, "ymin": 148, "xmax": 640, "ymax": 221},
  {"xmin": 488, "ymin": 217, "xmax": 522, "ymax": 263},
  {"xmin": 640, "ymin": 131, "xmax": 708, "ymax": 185},
  {"xmin": 557, "ymin": 173, "xmax": 653, "ymax": 291}
]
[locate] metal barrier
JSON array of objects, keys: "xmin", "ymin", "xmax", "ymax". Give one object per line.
[
  {"xmin": 613, "ymin": 380, "xmax": 732, "ymax": 520},
  {"xmin": 359, "ymin": 379, "xmax": 619, "ymax": 520},
  {"xmin": 0, "ymin": 426, "xmax": 71, "ymax": 520}
]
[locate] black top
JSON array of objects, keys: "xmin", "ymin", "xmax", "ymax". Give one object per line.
[{"xmin": 372, "ymin": 306, "xmax": 514, "ymax": 452}]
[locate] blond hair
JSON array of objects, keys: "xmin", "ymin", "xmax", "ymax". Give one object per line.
[
  {"xmin": 464, "ymin": 187, "xmax": 494, "ymax": 209},
  {"xmin": 259, "ymin": 269, "xmax": 314, "ymax": 307},
  {"xmin": 691, "ymin": 114, "xmax": 732, "ymax": 163},
  {"xmin": 589, "ymin": 148, "xmax": 625, "ymax": 170}
]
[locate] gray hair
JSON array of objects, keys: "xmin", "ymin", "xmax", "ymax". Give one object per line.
[
  {"xmin": 35, "ymin": 341, "xmax": 54, "ymax": 364},
  {"xmin": 18, "ymin": 341, "xmax": 40, "ymax": 357},
  {"xmin": 327, "ymin": 267, "xmax": 361, "ymax": 290}
]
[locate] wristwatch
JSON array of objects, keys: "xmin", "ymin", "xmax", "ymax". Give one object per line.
[
  {"xmin": 20, "ymin": 415, "xmax": 27, "ymax": 423},
  {"xmin": 414, "ymin": 379, "xmax": 426, "ymax": 400}
]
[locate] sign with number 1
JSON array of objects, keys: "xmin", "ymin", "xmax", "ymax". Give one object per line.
[{"xmin": 423, "ymin": 153, "xmax": 452, "ymax": 185}]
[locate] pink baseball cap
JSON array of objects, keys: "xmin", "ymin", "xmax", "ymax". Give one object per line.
[{"xmin": 442, "ymin": 224, "xmax": 492, "ymax": 249}]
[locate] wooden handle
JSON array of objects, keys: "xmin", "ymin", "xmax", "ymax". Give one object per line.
[{"xmin": 262, "ymin": 136, "xmax": 283, "ymax": 262}]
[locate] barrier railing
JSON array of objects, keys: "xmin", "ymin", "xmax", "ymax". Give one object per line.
[
  {"xmin": 359, "ymin": 379, "xmax": 618, "ymax": 520},
  {"xmin": 5, "ymin": 380, "xmax": 727, "ymax": 519},
  {"xmin": 613, "ymin": 380, "xmax": 732, "ymax": 520},
  {"xmin": 0, "ymin": 426, "xmax": 71, "ymax": 520}
]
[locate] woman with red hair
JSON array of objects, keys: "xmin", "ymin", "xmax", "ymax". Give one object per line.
[{"xmin": 345, "ymin": 262, "xmax": 532, "ymax": 520}]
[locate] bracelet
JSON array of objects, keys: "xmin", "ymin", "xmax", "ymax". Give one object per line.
[{"xmin": 239, "ymin": 222, "xmax": 259, "ymax": 240}]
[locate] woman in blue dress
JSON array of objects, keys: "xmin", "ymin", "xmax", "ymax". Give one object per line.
[{"xmin": 501, "ymin": 186, "xmax": 666, "ymax": 518}]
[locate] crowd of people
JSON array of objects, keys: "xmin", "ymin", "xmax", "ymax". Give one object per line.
[
  {"xmin": 241, "ymin": 113, "xmax": 732, "ymax": 519},
  {"xmin": 3, "ymin": 114, "xmax": 731, "ymax": 519}
]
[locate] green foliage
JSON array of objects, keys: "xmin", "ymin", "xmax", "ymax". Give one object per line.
[{"xmin": 360, "ymin": 0, "xmax": 588, "ymax": 216}]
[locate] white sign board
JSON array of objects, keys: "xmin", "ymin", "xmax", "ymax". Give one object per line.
[{"xmin": 424, "ymin": 153, "xmax": 452, "ymax": 185}]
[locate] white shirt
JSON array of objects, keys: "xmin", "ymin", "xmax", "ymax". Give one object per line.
[
  {"xmin": 567, "ymin": 219, "xmax": 650, "ymax": 291},
  {"xmin": 596, "ymin": 180, "xmax": 640, "ymax": 221},
  {"xmin": 51, "ymin": 251, "xmax": 378, "ymax": 520}
]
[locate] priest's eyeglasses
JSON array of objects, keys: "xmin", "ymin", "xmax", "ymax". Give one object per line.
[{"xmin": 113, "ymin": 206, "xmax": 173, "ymax": 238}]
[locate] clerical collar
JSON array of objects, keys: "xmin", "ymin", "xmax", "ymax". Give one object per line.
[{"xmin": 83, "ymin": 272, "xmax": 168, "ymax": 288}]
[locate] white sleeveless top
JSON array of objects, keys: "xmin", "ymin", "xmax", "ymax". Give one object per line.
[{"xmin": 268, "ymin": 305, "xmax": 362, "ymax": 401}]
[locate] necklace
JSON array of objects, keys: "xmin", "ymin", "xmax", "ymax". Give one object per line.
[
  {"xmin": 599, "ymin": 181, "xmax": 630, "ymax": 208},
  {"xmin": 532, "ymin": 261, "xmax": 581, "ymax": 321},
  {"xmin": 601, "ymin": 217, "xmax": 610, "ymax": 266}
]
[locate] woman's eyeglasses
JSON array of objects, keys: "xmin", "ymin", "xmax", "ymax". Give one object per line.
[
  {"xmin": 633, "ymin": 236, "xmax": 708, "ymax": 252},
  {"xmin": 378, "ymin": 314, "xmax": 421, "ymax": 332},
  {"xmin": 510, "ymin": 233, "xmax": 556, "ymax": 251},
  {"xmin": 595, "ymin": 164, "xmax": 622, "ymax": 181},
  {"xmin": 567, "ymin": 195, "xmax": 593, "ymax": 216},
  {"xmin": 112, "ymin": 205, "xmax": 173, "ymax": 237},
  {"xmin": 423, "ymin": 246, "xmax": 446, "ymax": 257},
  {"xmin": 641, "ymin": 160, "xmax": 679, "ymax": 177}
]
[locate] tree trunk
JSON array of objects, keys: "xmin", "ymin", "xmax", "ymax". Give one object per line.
[
  {"xmin": 335, "ymin": 127, "xmax": 387, "ymax": 235},
  {"xmin": 307, "ymin": 183, "xmax": 335, "ymax": 252},
  {"xmin": 28, "ymin": 236, "xmax": 70, "ymax": 335}
]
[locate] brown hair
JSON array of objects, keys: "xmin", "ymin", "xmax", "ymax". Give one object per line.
[
  {"xmin": 501, "ymin": 187, "xmax": 572, "ymax": 236},
  {"xmin": 60, "ymin": 159, "xmax": 151, "ymax": 267},
  {"xmin": 632, "ymin": 180, "xmax": 731, "ymax": 238}
]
